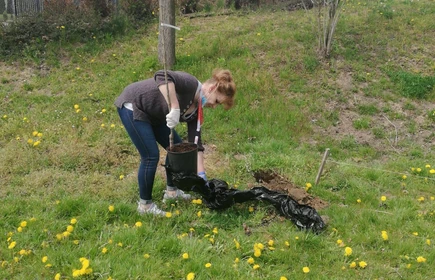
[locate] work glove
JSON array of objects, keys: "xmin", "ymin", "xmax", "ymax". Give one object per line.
[
  {"xmin": 166, "ymin": 108, "xmax": 180, "ymax": 129},
  {"xmin": 198, "ymin": 171, "xmax": 207, "ymax": 181}
]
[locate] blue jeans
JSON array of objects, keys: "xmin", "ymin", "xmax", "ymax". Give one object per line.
[{"xmin": 117, "ymin": 107, "xmax": 182, "ymax": 201}]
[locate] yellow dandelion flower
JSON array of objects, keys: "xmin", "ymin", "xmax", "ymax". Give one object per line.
[
  {"xmin": 182, "ymin": 253, "xmax": 189, "ymax": 259},
  {"xmin": 416, "ymin": 168, "xmax": 422, "ymax": 172},
  {"xmin": 74, "ymin": 104, "xmax": 79, "ymax": 109},
  {"xmin": 42, "ymin": 256, "xmax": 48, "ymax": 263},
  {"xmin": 143, "ymin": 253, "xmax": 150, "ymax": 259},
  {"xmin": 285, "ymin": 241, "xmax": 290, "ymax": 247},
  {"xmin": 19, "ymin": 249, "xmax": 26, "ymax": 255},
  {"xmin": 381, "ymin": 196, "xmax": 387, "ymax": 202},
  {"xmin": 234, "ymin": 239, "xmax": 240, "ymax": 249},
  {"xmin": 192, "ymin": 199, "xmax": 202, "ymax": 204},
  {"xmin": 135, "ymin": 221, "xmax": 142, "ymax": 227},
  {"xmin": 247, "ymin": 257, "xmax": 255, "ymax": 264},
  {"xmin": 20, "ymin": 221, "xmax": 27, "ymax": 227},
  {"xmin": 102, "ymin": 247, "xmax": 108, "ymax": 254},
  {"xmin": 402, "ymin": 175, "xmax": 407, "ymax": 180},
  {"xmin": 234, "ymin": 257, "xmax": 240, "ymax": 263},
  {"xmin": 70, "ymin": 218, "xmax": 77, "ymax": 224},
  {"xmin": 381, "ymin": 231, "xmax": 389, "ymax": 241},
  {"xmin": 349, "ymin": 262, "xmax": 357, "ymax": 268},
  {"xmin": 205, "ymin": 263, "xmax": 212, "ymax": 268},
  {"xmin": 54, "ymin": 273, "xmax": 61, "ymax": 280},
  {"xmin": 119, "ymin": 174, "xmax": 125, "ymax": 180},
  {"xmin": 166, "ymin": 212, "xmax": 172, "ymax": 218},
  {"xmin": 67, "ymin": 225, "xmax": 74, "ymax": 232},
  {"xmin": 344, "ymin": 247, "xmax": 352, "ymax": 256},
  {"xmin": 197, "ymin": 211, "xmax": 202, "ymax": 218},
  {"xmin": 305, "ymin": 182, "xmax": 312, "ymax": 191},
  {"xmin": 110, "ymin": 124, "xmax": 115, "ymax": 128},
  {"xmin": 426, "ymin": 239, "xmax": 431, "ymax": 245},
  {"xmin": 430, "ymin": 169, "xmax": 435, "ymax": 174},
  {"xmin": 256, "ymin": 243, "xmax": 264, "ymax": 250},
  {"xmin": 337, "ymin": 239, "xmax": 344, "ymax": 246},
  {"xmin": 117, "ymin": 242, "xmax": 123, "ymax": 247},
  {"xmin": 302, "ymin": 266, "xmax": 310, "ymax": 273},
  {"xmin": 101, "ymin": 109, "xmax": 107, "ymax": 113},
  {"xmin": 357, "ymin": 198, "xmax": 361, "ymax": 203},
  {"xmin": 27, "ymin": 139, "xmax": 34, "ymax": 145},
  {"xmin": 412, "ymin": 232, "xmax": 418, "ymax": 236},
  {"xmin": 406, "ymin": 263, "xmax": 411, "ymax": 269},
  {"xmin": 253, "ymin": 264, "xmax": 260, "ymax": 270},
  {"xmin": 268, "ymin": 240, "xmax": 274, "ymax": 246},
  {"xmin": 254, "ymin": 248, "xmax": 261, "ymax": 257},
  {"xmin": 280, "ymin": 277, "xmax": 288, "ymax": 280},
  {"xmin": 82, "ymin": 117, "xmax": 88, "ymax": 121},
  {"xmin": 73, "ymin": 240, "xmax": 80, "ymax": 245},
  {"xmin": 359, "ymin": 261, "xmax": 367, "ymax": 268},
  {"xmin": 186, "ymin": 272, "xmax": 195, "ymax": 280},
  {"xmin": 425, "ymin": 164, "xmax": 431, "ymax": 168},
  {"xmin": 417, "ymin": 196, "xmax": 425, "ymax": 202},
  {"xmin": 108, "ymin": 205, "xmax": 115, "ymax": 212},
  {"xmin": 17, "ymin": 227, "xmax": 23, "ymax": 233},
  {"xmin": 248, "ymin": 206, "xmax": 254, "ymax": 212},
  {"xmin": 416, "ymin": 256, "xmax": 426, "ymax": 263},
  {"xmin": 212, "ymin": 227, "xmax": 218, "ymax": 234},
  {"xmin": 8, "ymin": 241, "xmax": 16, "ymax": 249}
]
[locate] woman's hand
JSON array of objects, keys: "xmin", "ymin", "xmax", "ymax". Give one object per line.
[{"xmin": 166, "ymin": 108, "xmax": 180, "ymax": 128}]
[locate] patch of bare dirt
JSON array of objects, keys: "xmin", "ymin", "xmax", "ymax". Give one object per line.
[
  {"xmin": 308, "ymin": 66, "xmax": 435, "ymax": 153},
  {"xmin": 251, "ymin": 169, "xmax": 329, "ymax": 211}
]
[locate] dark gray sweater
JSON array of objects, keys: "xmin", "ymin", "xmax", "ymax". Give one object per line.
[{"xmin": 115, "ymin": 70, "xmax": 204, "ymax": 151}]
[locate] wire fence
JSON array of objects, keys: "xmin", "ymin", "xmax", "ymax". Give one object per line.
[
  {"xmin": 1, "ymin": 0, "xmax": 43, "ymax": 17},
  {"xmin": 1, "ymin": 0, "xmax": 118, "ymax": 18}
]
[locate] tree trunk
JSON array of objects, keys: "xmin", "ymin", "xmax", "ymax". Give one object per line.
[{"xmin": 158, "ymin": 0, "xmax": 176, "ymax": 68}]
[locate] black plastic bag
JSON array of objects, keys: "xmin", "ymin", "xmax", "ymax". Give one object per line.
[{"xmin": 172, "ymin": 172, "xmax": 326, "ymax": 233}]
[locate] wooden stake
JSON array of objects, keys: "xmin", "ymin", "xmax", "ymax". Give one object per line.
[{"xmin": 315, "ymin": 148, "xmax": 330, "ymax": 185}]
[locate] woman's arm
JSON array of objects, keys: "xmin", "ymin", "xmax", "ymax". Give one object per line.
[{"xmin": 158, "ymin": 82, "xmax": 179, "ymax": 109}]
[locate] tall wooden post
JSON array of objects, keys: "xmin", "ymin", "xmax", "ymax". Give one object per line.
[{"xmin": 158, "ymin": 0, "xmax": 176, "ymax": 68}]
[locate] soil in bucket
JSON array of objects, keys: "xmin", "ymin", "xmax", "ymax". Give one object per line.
[{"xmin": 167, "ymin": 142, "xmax": 198, "ymax": 174}]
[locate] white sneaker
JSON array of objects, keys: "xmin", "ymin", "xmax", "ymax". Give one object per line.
[
  {"xmin": 137, "ymin": 202, "xmax": 166, "ymax": 216},
  {"xmin": 163, "ymin": 189, "xmax": 192, "ymax": 203}
]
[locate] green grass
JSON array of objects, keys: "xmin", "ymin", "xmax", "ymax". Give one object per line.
[{"xmin": 1, "ymin": 0, "xmax": 435, "ymax": 279}]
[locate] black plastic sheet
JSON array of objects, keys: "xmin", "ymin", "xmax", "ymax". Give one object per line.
[{"xmin": 172, "ymin": 172, "xmax": 326, "ymax": 233}]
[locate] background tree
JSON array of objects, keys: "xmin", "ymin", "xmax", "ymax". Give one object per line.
[
  {"xmin": 316, "ymin": 0, "xmax": 342, "ymax": 58},
  {"xmin": 158, "ymin": 0, "xmax": 176, "ymax": 68}
]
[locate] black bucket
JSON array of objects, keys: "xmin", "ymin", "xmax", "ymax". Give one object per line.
[{"xmin": 167, "ymin": 142, "xmax": 198, "ymax": 174}]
